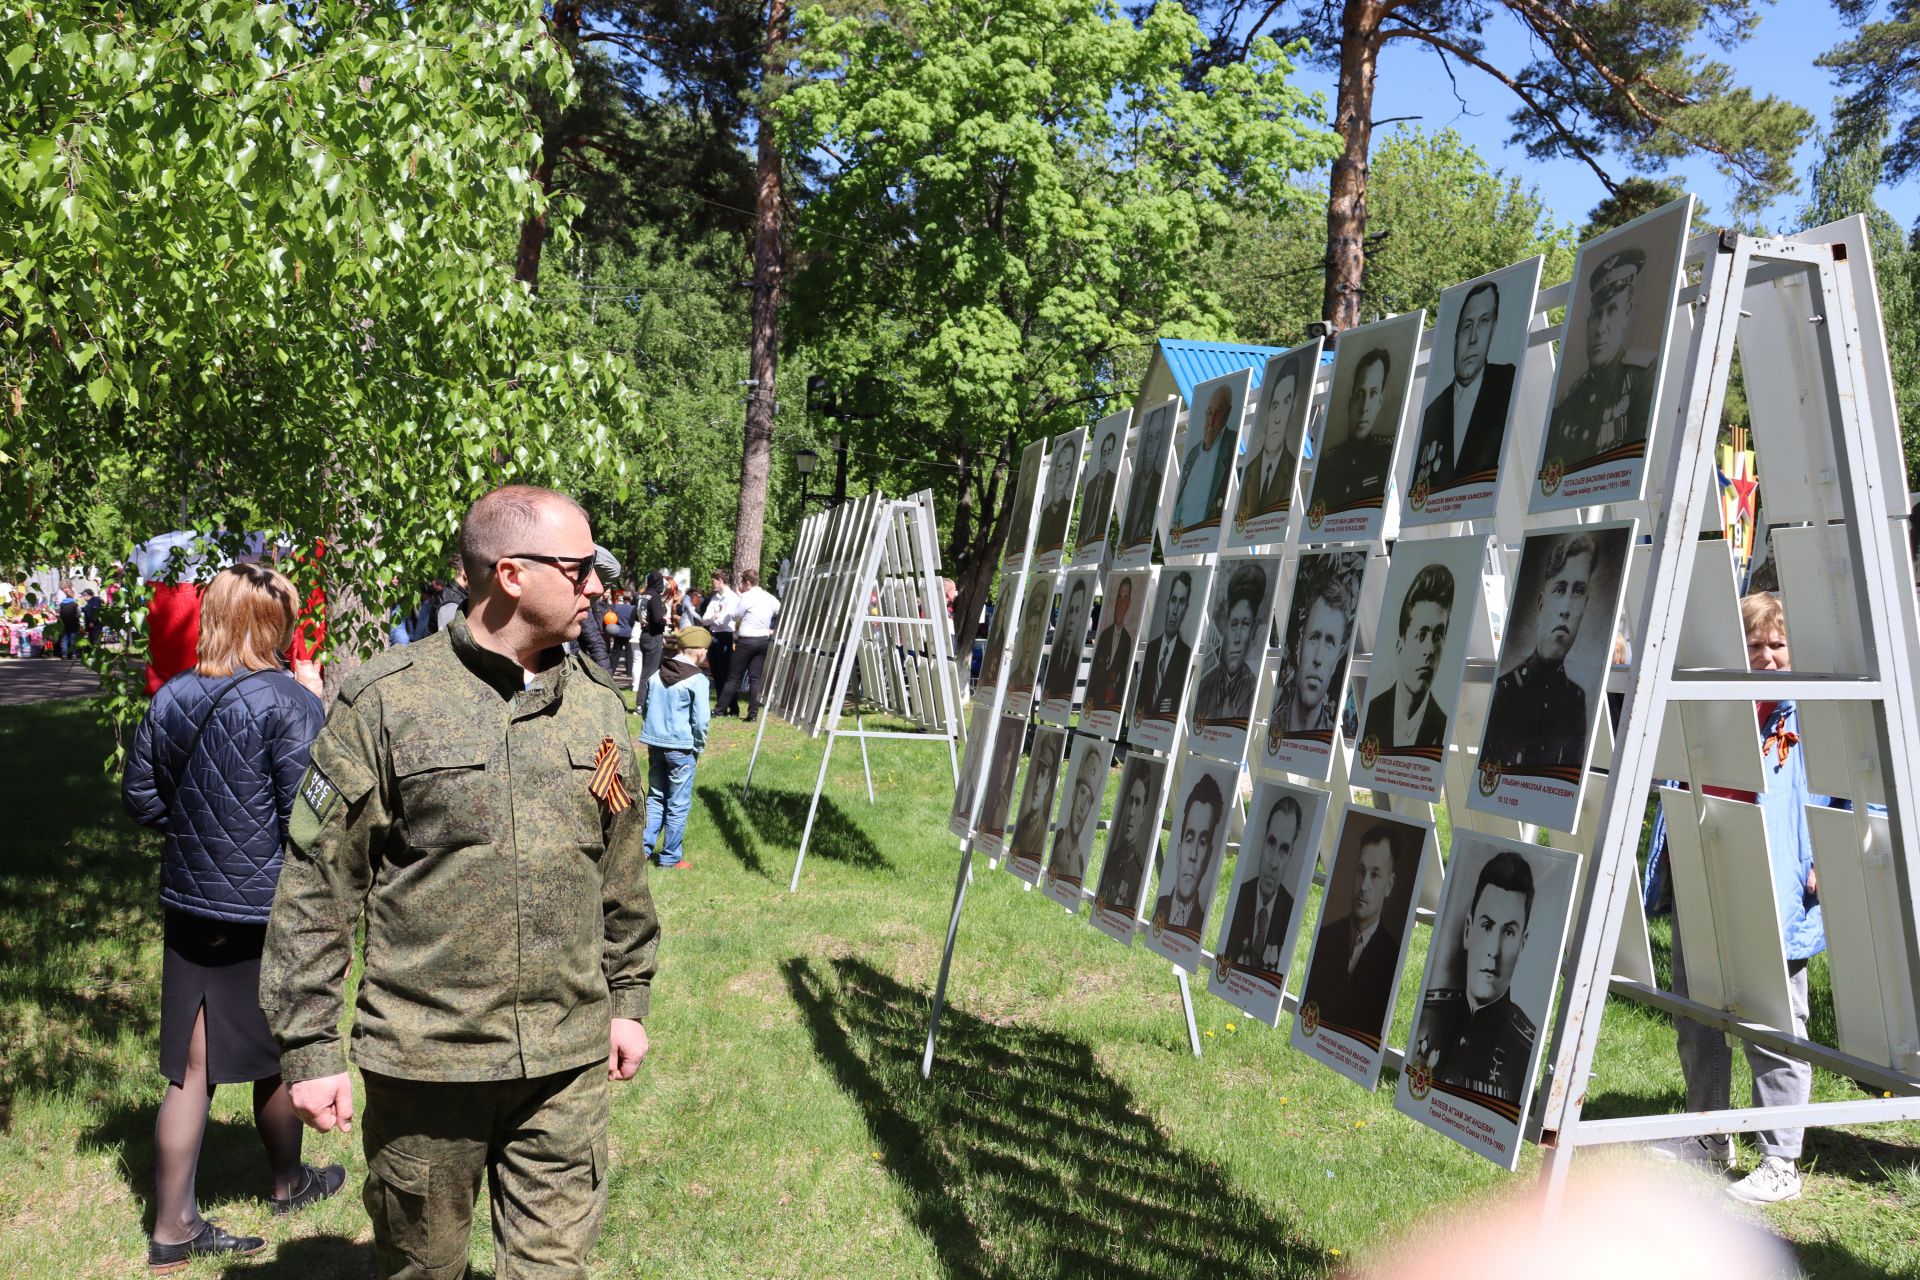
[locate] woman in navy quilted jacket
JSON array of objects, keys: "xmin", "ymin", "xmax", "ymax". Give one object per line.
[{"xmin": 123, "ymin": 563, "xmax": 343, "ymax": 1271}]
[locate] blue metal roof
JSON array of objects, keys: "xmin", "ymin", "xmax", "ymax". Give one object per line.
[{"xmin": 1157, "ymin": 338, "xmax": 1287, "ymax": 405}]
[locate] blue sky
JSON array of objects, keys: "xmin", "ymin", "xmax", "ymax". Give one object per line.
[{"xmin": 1284, "ymin": 0, "xmax": 1918, "ymax": 234}]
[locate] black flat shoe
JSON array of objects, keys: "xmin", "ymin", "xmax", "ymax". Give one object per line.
[
  {"xmin": 270, "ymin": 1162, "xmax": 347, "ymax": 1215},
  {"xmin": 148, "ymin": 1221, "xmax": 266, "ymax": 1272}
]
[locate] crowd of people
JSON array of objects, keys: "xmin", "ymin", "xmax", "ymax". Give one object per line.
[
  {"xmin": 1, "ymin": 580, "xmax": 107, "ymax": 657},
  {"xmin": 117, "ymin": 485, "xmax": 781, "ymax": 1276}
]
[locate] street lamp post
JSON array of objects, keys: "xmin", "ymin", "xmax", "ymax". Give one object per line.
[{"xmin": 795, "ymin": 447, "xmax": 819, "ymax": 512}]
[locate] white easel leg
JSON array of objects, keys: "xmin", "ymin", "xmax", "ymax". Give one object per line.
[
  {"xmin": 788, "ymin": 727, "xmax": 839, "ymax": 893},
  {"xmin": 857, "ymin": 713, "xmax": 876, "ymax": 804},
  {"xmin": 1177, "ymin": 966, "xmax": 1202, "ymax": 1058},
  {"xmin": 922, "ymin": 846, "xmax": 976, "ymax": 1079}
]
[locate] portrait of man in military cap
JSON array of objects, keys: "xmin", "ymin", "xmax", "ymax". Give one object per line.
[
  {"xmin": 1190, "ymin": 556, "xmax": 1279, "ymax": 739},
  {"xmin": 1542, "ymin": 248, "xmax": 1651, "ymax": 467},
  {"xmin": 1398, "ymin": 833, "xmax": 1578, "ymax": 1159}
]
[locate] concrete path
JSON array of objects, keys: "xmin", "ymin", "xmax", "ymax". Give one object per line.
[{"xmin": 0, "ymin": 656, "xmax": 102, "ymax": 706}]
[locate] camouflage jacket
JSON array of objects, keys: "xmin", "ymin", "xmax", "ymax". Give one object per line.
[{"xmin": 260, "ymin": 614, "xmax": 659, "ymax": 1084}]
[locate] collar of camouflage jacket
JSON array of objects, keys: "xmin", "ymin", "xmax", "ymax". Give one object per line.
[{"xmin": 447, "ymin": 612, "xmax": 569, "ymax": 704}]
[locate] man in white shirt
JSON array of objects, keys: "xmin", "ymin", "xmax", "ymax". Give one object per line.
[
  {"xmin": 705, "ymin": 570, "xmax": 739, "ymax": 711},
  {"xmin": 715, "ymin": 568, "xmax": 779, "ymax": 722}
]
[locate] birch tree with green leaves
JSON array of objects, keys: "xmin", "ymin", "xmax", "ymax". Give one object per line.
[{"xmin": 781, "ymin": 0, "xmax": 1338, "ymax": 644}]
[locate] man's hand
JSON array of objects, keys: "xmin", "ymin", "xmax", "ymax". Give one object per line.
[
  {"xmin": 608, "ymin": 1018, "xmax": 649, "ymax": 1081},
  {"xmin": 290, "ymin": 1073, "xmax": 355, "ymax": 1133}
]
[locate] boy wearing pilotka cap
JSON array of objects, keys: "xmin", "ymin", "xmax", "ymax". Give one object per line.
[{"xmin": 638, "ymin": 626, "xmax": 712, "ymax": 868}]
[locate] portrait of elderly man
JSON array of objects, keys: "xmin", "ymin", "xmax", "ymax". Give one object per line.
[
  {"xmin": 1268, "ymin": 555, "xmax": 1361, "ymax": 745},
  {"xmin": 1543, "ymin": 247, "xmax": 1655, "ymax": 466},
  {"xmin": 1237, "ymin": 358, "xmax": 1305, "ymax": 529},
  {"xmin": 1300, "ymin": 824, "xmax": 1407, "ymax": 1037},
  {"xmin": 1411, "ymin": 850, "xmax": 1539, "ymax": 1111},
  {"xmin": 1363, "ymin": 564, "xmax": 1454, "ymax": 750},
  {"xmin": 1045, "ymin": 743, "xmax": 1107, "ymax": 891},
  {"xmin": 1191, "ymin": 560, "xmax": 1270, "ymax": 728},
  {"xmin": 1085, "ymin": 573, "xmax": 1141, "ymax": 712},
  {"xmin": 1312, "ymin": 346, "xmax": 1397, "ymax": 512},
  {"xmin": 1093, "ymin": 758, "xmax": 1163, "ymax": 921},
  {"xmin": 1119, "ymin": 402, "xmax": 1176, "ymax": 551},
  {"xmin": 1080, "ymin": 424, "xmax": 1123, "ymax": 548},
  {"xmin": 1412, "ymin": 280, "xmax": 1516, "ymax": 493},
  {"xmin": 1221, "ymin": 793, "xmax": 1307, "ymax": 979},
  {"xmin": 1480, "ymin": 533, "xmax": 1600, "ymax": 771},
  {"xmin": 1150, "ymin": 770, "xmax": 1228, "ymax": 940},
  {"xmin": 1170, "ymin": 382, "xmax": 1238, "ymax": 538},
  {"xmin": 1034, "ymin": 435, "xmax": 1081, "ymax": 555}
]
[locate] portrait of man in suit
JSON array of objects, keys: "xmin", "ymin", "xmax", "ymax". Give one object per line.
[
  {"xmin": 1094, "ymin": 758, "xmax": 1163, "ymax": 921},
  {"xmin": 1300, "ymin": 823, "xmax": 1407, "ymax": 1038},
  {"xmin": 1237, "ymin": 358, "xmax": 1304, "ymax": 529},
  {"xmin": 1035, "ymin": 435, "xmax": 1080, "ymax": 556},
  {"xmin": 1412, "ymin": 280, "xmax": 1515, "ymax": 494},
  {"xmin": 1131, "ymin": 569, "xmax": 1194, "ymax": 723},
  {"xmin": 1080, "ymin": 425, "xmax": 1122, "ymax": 550},
  {"xmin": 1085, "ymin": 573, "xmax": 1140, "ymax": 712},
  {"xmin": 1171, "ymin": 383, "xmax": 1238, "ymax": 538},
  {"xmin": 1151, "ymin": 770, "xmax": 1227, "ymax": 940},
  {"xmin": 1119, "ymin": 401, "xmax": 1176, "ymax": 552},
  {"xmin": 1040, "ymin": 575, "xmax": 1094, "ymax": 704},
  {"xmin": 1312, "ymin": 346, "xmax": 1397, "ymax": 513},
  {"xmin": 1221, "ymin": 793, "xmax": 1305, "ymax": 980},
  {"xmin": 1363, "ymin": 564, "xmax": 1455, "ymax": 749}
]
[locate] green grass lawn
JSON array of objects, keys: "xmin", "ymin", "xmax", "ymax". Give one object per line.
[{"xmin": 2, "ymin": 696, "xmax": 1917, "ymax": 1277}]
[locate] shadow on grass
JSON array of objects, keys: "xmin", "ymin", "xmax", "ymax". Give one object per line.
[
  {"xmin": 699, "ymin": 784, "xmax": 891, "ymax": 881},
  {"xmin": 84, "ymin": 1109, "xmax": 287, "ymax": 1234},
  {"xmin": 783, "ymin": 954, "xmax": 1321, "ymax": 1280}
]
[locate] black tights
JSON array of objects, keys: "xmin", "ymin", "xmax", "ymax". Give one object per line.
[{"xmin": 152, "ymin": 1005, "xmax": 305, "ymax": 1244}]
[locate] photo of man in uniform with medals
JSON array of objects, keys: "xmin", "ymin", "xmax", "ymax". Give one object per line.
[
  {"xmin": 1542, "ymin": 248, "xmax": 1653, "ymax": 473},
  {"xmin": 1363, "ymin": 564, "xmax": 1454, "ymax": 750},
  {"xmin": 1411, "ymin": 279, "xmax": 1515, "ymax": 496},
  {"xmin": 1409, "ymin": 850, "xmax": 1539, "ymax": 1118}
]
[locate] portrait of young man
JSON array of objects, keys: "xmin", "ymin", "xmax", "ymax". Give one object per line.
[
  {"xmin": 1236, "ymin": 354, "xmax": 1307, "ymax": 530},
  {"xmin": 1363, "ymin": 564, "xmax": 1455, "ymax": 749},
  {"xmin": 1410, "ymin": 850, "xmax": 1539, "ymax": 1112},
  {"xmin": 1006, "ymin": 578, "xmax": 1057, "ymax": 699},
  {"xmin": 1118, "ymin": 400, "xmax": 1177, "ymax": 555},
  {"xmin": 1190, "ymin": 559, "xmax": 1274, "ymax": 730},
  {"xmin": 1130, "ymin": 568, "xmax": 1198, "ymax": 724},
  {"xmin": 1008, "ymin": 729, "xmax": 1067, "ymax": 872},
  {"xmin": 1040, "ymin": 573, "xmax": 1096, "ymax": 707},
  {"xmin": 1480, "ymin": 532, "xmax": 1600, "ymax": 771},
  {"xmin": 1267, "ymin": 553, "xmax": 1362, "ymax": 741},
  {"xmin": 1299, "ymin": 822, "xmax": 1410, "ymax": 1039},
  {"xmin": 1034, "ymin": 431, "xmax": 1083, "ymax": 558},
  {"xmin": 1078, "ymin": 419, "xmax": 1125, "ymax": 556},
  {"xmin": 1411, "ymin": 279, "xmax": 1516, "ymax": 494},
  {"xmin": 1150, "ymin": 769, "xmax": 1228, "ymax": 941},
  {"xmin": 1085, "ymin": 570, "xmax": 1147, "ymax": 715},
  {"xmin": 1220, "ymin": 792, "xmax": 1307, "ymax": 979},
  {"xmin": 1091, "ymin": 754, "xmax": 1166, "ymax": 927},
  {"xmin": 1045, "ymin": 739, "xmax": 1109, "ymax": 894},
  {"xmin": 1311, "ymin": 346, "xmax": 1398, "ymax": 513}
]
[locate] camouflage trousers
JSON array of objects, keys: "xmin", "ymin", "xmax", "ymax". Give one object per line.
[{"xmin": 361, "ymin": 1062, "xmax": 610, "ymax": 1280}]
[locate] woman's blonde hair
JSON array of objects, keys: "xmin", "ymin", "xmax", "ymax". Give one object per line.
[
  {"xmin": 1739, "ymin": 590, "xmax": 1787, "ymax": 642},
  {"xmin": 197, "ymin": 564, "xmax": 299, "ymax": 677}
]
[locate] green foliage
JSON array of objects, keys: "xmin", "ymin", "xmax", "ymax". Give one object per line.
[
  {"xmin": 1821, "ymin": 0, "xmax": 1920, "ymax": 185},
  {"xmin": 0, "ymin": 2, "xmax": 652, "ymax": 727},
  {"xmin": 780, "ymin": 0, "xmax": 1338, "ymax": 571},
  {"xmin": 1205, "ymin": 128, "xmax": 1577, "ymax": 344},
  {"xmin": 1797, "ymin": 121, "xmax": 1920, "ymax": 487}
]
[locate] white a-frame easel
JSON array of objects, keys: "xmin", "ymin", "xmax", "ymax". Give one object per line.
[
  {"xmin": 1530, "ymin": 216, "xmax": 1920, "ymax": 1201},
  {"xmin": 744, "ymin": 489, "xmax": 965, "ymax": 893}
]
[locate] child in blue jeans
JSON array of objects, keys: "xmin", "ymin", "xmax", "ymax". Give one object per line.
[{"xmin": 639, "ymin": 626, "xmax": 712, "ymax": 868}]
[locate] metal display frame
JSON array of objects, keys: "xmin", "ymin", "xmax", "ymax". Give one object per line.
[{"xmin": 744, "ymin": 488, "xmax": 966, "ymax": 893}]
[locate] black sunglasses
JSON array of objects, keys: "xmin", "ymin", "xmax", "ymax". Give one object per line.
[{"xmin": 504, "ymin": 553, "xmax": 598, "ymax": 588}]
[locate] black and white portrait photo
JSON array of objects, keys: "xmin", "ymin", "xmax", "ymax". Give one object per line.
[
  {"xmin": 1081, "ymin": 567, "xmax": 1155, "ymax": 737},
  {"xmin": 1089, "ymin": 750, "xmax": 1171, "ymax": 945},
  {"xmin": 973, "ymin": 712, "xmax": 1029, "ymax": 851},
  {"xmin": 1353, "ymin": 534, "xmax": 1488, "ymax": 804},
  {"xmin": 1188, "ymin": 556, "xmax": 1280, "ymax": 759},
  {"xmin": 1125, "ymin": 563, "xmax": 1214, "ymax": 754},
  {"xmin": 1005, "ymin": 572, "xmax": 1058, "ymax": 709},
  {"xmin": 1043, "ymin": 734, "xmax": 1111, "ymax": 911},
  {"xmin": 1469, "ymin": 522, "xmax": 1634, "ymax": 831},
  {"xmin": 1002, "ymin": 438, "xmax": 1049, "ymax": 568},
  {"xmin": 1115, "ymin": 398, "xmax": 1179, "ymax": 566},
  {"xmin": 1395, "ymin": 834, "xmax": 1578, "ymax": 1169},
  {"xmin": 948, "ymin": 701, "xmax": 998, "ymax": 837},
  {"xmin": 1074, "ymin": 408, "xmax": 1131, "ymax": 567},
  {"xmin": 1210, "ymin": 780, "xmax": 1330, "ymax": 1026},
  {"xmin": 1168, "ymin": 369, "xmax": 1248, "ymax": 555},
  {"xmin": 1290, "ymin": 806, "xmax": 1433, "ymax": 1088},
  {"xmin": 1039, "ymin": 569, "xmax": 1100, "ymax": 722},
  {"xmin": 1145, "ymin": 757, "xmax": 1239, "ymax": 969},
  {"xmin": 1405, "ymin": 257, "xmax": 1541, "ymax": 525},
  {"xmin": 1231, "ymin": 339, "xmax": 1322, "ymax": 548},
  {"xmin": 1259, "ymin": 549, "xmax": 1366, "ymax": 781},
  {"xmin": 1006, "ymin": 726, "xmax": 1068, "ymax": 883},
  {"xmin": 1534, "ymin": 195, "xmax": 1693, "ymax": 510},
  {"xmin": 1033, "ymin": 427, "xmax": 1086, "ymax": 569},
  {"xmin": 1305, "ymin": 309, "xmax": 1424, "ymax": 543},
  {"xmin": 974, "ymin": 575, "xmax": 1021, "ymax": 693}
]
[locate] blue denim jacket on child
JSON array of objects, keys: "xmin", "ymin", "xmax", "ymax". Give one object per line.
[{"xmin": 639, "ymin": 657, "xmax": 710, "ymax": 753}]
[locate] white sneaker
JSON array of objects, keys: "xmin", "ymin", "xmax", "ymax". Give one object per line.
[
  {"xmin": 1727, "ymin": 1156, "xmax": 1802, "ymax": 1204},
  {"xmin": 1647, "ymin": 1134, "xmax": 1734, "ymax": 1171}
]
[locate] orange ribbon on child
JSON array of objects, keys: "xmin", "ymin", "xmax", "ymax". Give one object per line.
[
  {"xmin": 1762, "ymin": 726, "xmax": 1800, "ymax": 766},
  {"xmin": 587, "ymin": 735, "xmax": 632, "ymax": 814}
]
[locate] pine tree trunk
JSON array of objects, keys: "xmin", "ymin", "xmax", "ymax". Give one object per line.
[
  {"xmin": 1323, "ymin": 0, "xmax": 1383, "ymax": 330},
  {"xmin": 731, "ymin": 0, "xmax": 788, "ymax": 583}
]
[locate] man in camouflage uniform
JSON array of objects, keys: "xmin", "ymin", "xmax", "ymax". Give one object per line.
[
  {"xmin": 1480, "ymin": 533, "xmax": 1597, "ymax": 771},
  {"xmin": 261, "ymin": 485, "xmax": 659, "ymax": 1280},
  {"xmin": 1541, "ymin": 247, "xmax": 1654, "ymax": 469},
  {"xmin": 1412, "ymin": 851, "xmax": 1538, "ymax": 1113}
]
